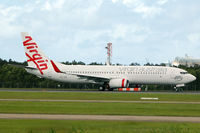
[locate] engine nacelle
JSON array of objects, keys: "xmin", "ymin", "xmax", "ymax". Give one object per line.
[{"xmin": 109, "ymin": 78, "xmax": 129, "ymax": 88}]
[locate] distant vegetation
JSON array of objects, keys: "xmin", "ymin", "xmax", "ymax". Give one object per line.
[{"xmin": 0, "ymin": 58, "xmax": 199, "ymax": 91}]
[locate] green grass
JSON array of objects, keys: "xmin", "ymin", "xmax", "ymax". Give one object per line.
[
  {"xmin": 0, "ymin": 101, "xmax": 200, "ymax": 116},
  {"xmin": 1, "ymin": 91, "xmax": 200, "ymax": 117},
  {"xmin": 0, "ymin": 119, "xmax": 200, "ymax": 133},
  {"xmin": 0, "ymin": 90, "xmax": 200, "ymax": 102},
  {"xmin": 0, "ymin": 91, "xmax": 200, "ymax": 132}
]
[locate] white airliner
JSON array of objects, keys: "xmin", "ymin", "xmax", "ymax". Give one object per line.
[{"xmin": 21, "ymin": 32, "xmax": 196, "ymax": 91}]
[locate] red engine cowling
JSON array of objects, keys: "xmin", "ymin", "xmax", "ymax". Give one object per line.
[{"xmin": 109, "ymin": 78, "xmax": 129, "ymax": 88}]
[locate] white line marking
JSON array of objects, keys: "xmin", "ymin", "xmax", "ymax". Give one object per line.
[{"xmin": 141, "ymin": 97, "xmax": 159, "ymax": 100}]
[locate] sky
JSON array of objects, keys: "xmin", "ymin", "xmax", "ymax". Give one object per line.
[{"xmin": 0, "ymin": 0, "xmax": 200, "ymax": 65}]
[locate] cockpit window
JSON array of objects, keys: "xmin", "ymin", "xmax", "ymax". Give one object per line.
[{"xmin": 180, "ymin": 72, "xmax": 188, "ymax": 74}]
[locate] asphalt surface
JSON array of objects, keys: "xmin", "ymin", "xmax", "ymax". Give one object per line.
[
  {"xmin": 0, "ymin": 88, "xmax": 200, "ymax": 94},
  {"xmin": 1, "ymin": 99, "xmax": 200, "ymax": 104},
  {"xmin": 0, "ymin": 114, "xmax": 200, "ymax": 122}
]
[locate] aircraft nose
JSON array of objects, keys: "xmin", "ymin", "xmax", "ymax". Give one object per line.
[
  {"xmin": 192, "ymin": 75, "xmax": 196, "ymax": 81},
  {"xmin": 190, "ymin": 74, "xmax": 196, "ymax": 82}
]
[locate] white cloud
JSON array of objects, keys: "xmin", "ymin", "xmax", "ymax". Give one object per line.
[
  {"xmin": 112, "ymin": 0, "xmax": 166, "ymax": 18},
  {"xmin": 187, "ymin": 33, "xmax": 200, "ymax": 44},
  {"xmin": 110, "ymin": 24, "xmax": 148, "ymax": 43},
  {"xmin": 73, "ymin": 29, "xmax": 109, "ymax": 46},
  {"xmin": 0, "ymin": 20, "xmax": 23, "ymax": 38},
  {"xmin": 42, "ymin": 1, "xmax": 52, "ymax": 11},
  {"xmin": 0, "ymin": 0, "xmax": 200, "ymax": 64},
  {"xmin": 112, "ymin": 0, "xmax": 119, "ymax": 3},
  {"xmin": 54, "ymin": 0, "xmax": 65, "ymax": 9},
  {"xmin": 157, "ymin": 0, "xmax": 168, "ymax": 5},
  {"xmin": 111, "ymin": 24, "xmax": 127, "ymax": 39},
  {"xmin": 41, "ymin": 0, "xmax": 66, "ymax": 11},
  {"xmin": 0, "ymin": 5, "xmax": 23, "ymax": 38},
  {"xmin": 122, "ymin": 0, "xmax": 140, "ymax": 7},
  {"xmin": 82, "ymin": 0, "xmax": 103, "ymax": 18},
  {"xmin": 0, "ymin": 5, "xmax": 21, "ymax": 17},
  {"xmin": 133, "ymin": 3, "xmax": 162, "ymax": 18},
  {"xmin": 0, "ymin": 0, "xmax": 103, "ymax": 38}
]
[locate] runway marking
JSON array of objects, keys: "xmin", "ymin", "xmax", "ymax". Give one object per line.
[
  {"xmin": 0, "ymin": 99, "xmax": 200, "ymax": 104},
  {"xmin": 140, "ymin": 97, "xmax": 159, "ymax": 100},
  {"xmin": 0, "ymin": 114, "xmax": 200, "ymax": 122}
]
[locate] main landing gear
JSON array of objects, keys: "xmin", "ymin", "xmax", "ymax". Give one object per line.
[{"xmin": 99, "ymin": 83, "xmax": 113, "ymax": 91}]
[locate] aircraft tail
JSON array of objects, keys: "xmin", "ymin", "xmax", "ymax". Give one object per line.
[{"xmin": 21, "ymin": 32, "xmax": 62, "ymax": 75}]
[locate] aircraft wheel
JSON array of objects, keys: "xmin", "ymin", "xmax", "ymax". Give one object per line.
[
  {"xmin": 99, "ymin": 86, "xmax": 105, "ymax": 91},
  {"xmin": 108, "ymin": 88, "xmax": 114, "ymax": 91}
]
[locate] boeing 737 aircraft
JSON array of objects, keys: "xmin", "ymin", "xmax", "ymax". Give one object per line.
[{"xmin": 21, "ymin": 32, "xmax": 196, "ymax": 91}]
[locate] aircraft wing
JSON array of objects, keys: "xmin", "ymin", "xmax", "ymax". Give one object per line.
[{"xmin": 67, "ymin": 73, "xmax": 110, "ymax": 83}]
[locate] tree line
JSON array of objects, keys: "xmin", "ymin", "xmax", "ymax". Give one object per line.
[{"xmin": 0, "ymin": 58, "xmax": 199, "ymax": 91}]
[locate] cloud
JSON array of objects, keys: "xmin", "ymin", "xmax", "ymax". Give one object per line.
[
  {"xmin": 109, "ymin": 24, "xmax": 149, "ymax": 43},
  {"xmin": 111, "ymin": 24, "xmax": 127, "ymax": 39},
  {"xmin": 0, "ymin": 5, "xmax": 20, "ymax": 16},
  {"xmin": 157, "ymin": 0, "xmax": 168, "ymax": 5},
  {"xmin": 0, "ymin": 0, "xmax": 103, "ymax": 38},
  {"xmin": 111, "ymin": 0, "xmax": 119, "ymax": 3},
  {"xmin": 42, "ymin": 1, "xmax": 52, "ymax": 11},
  {"xmin": 41, "ymin": 0, "xmax": 66, "ymax": 11},
  {"xmin": 133, "ymin": 3, "xmax": 162, "ymax": 18},
  {"xmin": 0, "ymin": 0, "xmax": 200, "ymax": 64},
  {"xmin": 187, "ymin": 33, "xmax": 200, "ymax": 44},
  {"xmin": 112, "ymin": 0, "xmax": 167, "ymax": 18},
  {"xmin": 0, "ymin": 5, "xmax": 24, "ymax": 38},
  {"xmin": 54, "ymin": 0, "xmax": 65, "ymax": 9}
]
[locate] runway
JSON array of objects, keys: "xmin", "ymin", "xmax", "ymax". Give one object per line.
[
  {"xmin": 1, "ymin": 89, "xmax": 200, "ymax": 123},
  {"xmin": 1, "ymin": 99, "xmax": 200, "ymax": 104},
  {"xmin": 0, "ymin": 114, "xmax": 200, "ymax": 122},
  {"xmin": 0, "ymin": 88, "xmax": 200, "ymax": 94}
]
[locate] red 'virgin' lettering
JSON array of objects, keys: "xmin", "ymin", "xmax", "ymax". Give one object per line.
[
  {"xmin": 39, "ymin": 64, "xmax": 48, "ymax": 71},
  {"xmin": 23, "ymin": 36, "xmax": 36, "ymax": 46},
  {"xmin": 27, "ymin": 46, "xmax": 35, "ymax": 49},
  {"xmin": 37, "ymin": 60, "xmax": 45, "ymax": 63},
  {"xmin": 29, "ymin": 49, "xmax": 38, "ymax": 54},
  {"xmin": 24, "ymin": 36, "xmax": 48, "ymax": 75},
  {"xmin": 28, "ymin": 54, "xmax": 42, "ymax": 61}
]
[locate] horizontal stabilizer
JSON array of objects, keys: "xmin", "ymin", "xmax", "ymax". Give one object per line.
[
  {"xmin": 25, "ymin": 66, "xmax": 37, "ymax": 70},
  {"xmin": 9, "ymin": 64, "xmax": 37, "ymax": 70}
]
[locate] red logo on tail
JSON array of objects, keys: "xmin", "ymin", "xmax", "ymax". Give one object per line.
[{"xmin": 23, "ymin": 36, "xmax": 48, "ymax": 75}]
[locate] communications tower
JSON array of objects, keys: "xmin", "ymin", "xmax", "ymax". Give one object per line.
[{"xmin": 105, "ymin": 43, "xmax": 112, "ymax": 65}]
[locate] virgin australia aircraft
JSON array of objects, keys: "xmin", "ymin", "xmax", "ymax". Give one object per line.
[{"xmin": 21, "ymin": 32, "xmax": 196, "ymax": 91}]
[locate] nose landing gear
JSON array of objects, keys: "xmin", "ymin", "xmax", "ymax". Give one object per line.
[
  {"xmin": 174, "ymin": 87, "xmax": 183, "ymax": 92},
  {"xmin": 174, "ymin": 84, "xmax": 185, "ymax": 92}
]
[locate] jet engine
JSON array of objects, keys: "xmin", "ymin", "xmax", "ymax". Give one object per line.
[{"xmin": 109, "ymin": 78, "xmax": 129, "ymax": 88}]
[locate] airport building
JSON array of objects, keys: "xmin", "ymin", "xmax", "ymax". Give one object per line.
[{"xmin": 172, "ymin": 54, "xmax": 200, "ymax": 67}]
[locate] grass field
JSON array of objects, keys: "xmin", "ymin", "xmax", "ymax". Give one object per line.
[
  {"xmin": 0, "ymin": 90, "xmax": 200, "ymax": 102},
  {"xmin": 0, "ymin": 90, "xmax": 200, "ymax": 133},
  {"xmin": 0, "ymin": 101, "xmax": 200, "ymax": 116},
  {"xmin": 0, "ymin": 91, "xmax": 200, "ymax": 116},
  {"xmin": 0, "ymin": 119, "xmax": 200, "ymax": 133}
]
